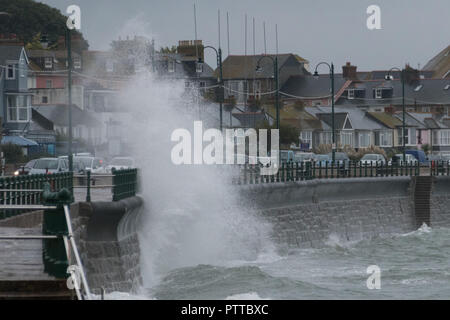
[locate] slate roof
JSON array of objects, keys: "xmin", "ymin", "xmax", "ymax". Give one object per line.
[
  {"xmin": 281, "ymin": 74, "xmax": 347, "ymax": 98},
  {"xmin": 367, "ymin": 112, "xmax": 403, "ymax": 128},
  {"xmin": 32, "ymin": 105, "xmax": 101, "ymax": 127},
  {"xmin": 221, "ymin": 54, "xmax": 308, "ymax": 80},
  {"xmin": 306, "ymin": 106, "xmax": 386, "ymax": 131},
  {"xmin": 336, "ymin": 79, "xmax": 450, "ymax": 106},
  {"xmin": 423, "ymin": 45, "xmax": 450, "ymax": 79},
  {"xmin": 232, "ymin": 112, "xmax": 268, "ymax": 128},
  {"xmin": 0, "ymin": 45, "xmax": 24, "ymax": 65}
]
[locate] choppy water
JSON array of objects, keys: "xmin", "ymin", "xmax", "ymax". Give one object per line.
[{"xmin": 132, "ymin": 225, "xmax": 450, "ymax": 300}]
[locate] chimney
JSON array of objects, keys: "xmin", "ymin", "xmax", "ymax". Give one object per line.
[{"xmin": 342, "ymin": 62, "xmax": 357, "ymax": 80}]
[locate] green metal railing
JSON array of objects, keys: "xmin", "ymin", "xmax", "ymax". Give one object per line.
[
  {"xmin": 112, "ymin": 168, "xmax": 138, "ymax": 201},
  {"xmin": 0, "ymin": 172, "xmax": 73, "ymax": 220},
  {"xmin": 233, "ymin": 161, "xmax": 446, "ymax": 185}
]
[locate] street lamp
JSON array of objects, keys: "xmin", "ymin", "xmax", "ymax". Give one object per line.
[
  {"xmin": 385, "ymin": 67, "xmax": 406, "ymax": 163},
  {"xmin": 198, "ymin": 45, "xmax": 224, "ymax": 131},
  {"xmin": 255, "ymin": 55, "xmax": 279, "ymax": 129},
  {"xmin": 313, "ymin": 62, "xmax": 335, "ymax": 162}
]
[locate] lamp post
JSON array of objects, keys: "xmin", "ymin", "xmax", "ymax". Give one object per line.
[
  {"xmin": 313, "ymin": 62, "xmax": 335, "ymax": 162},
  {"xmin": 385, "ymin": 67, "xmax": 406, "ymax": 163},
  {"xmin": 66, "ymin": 28, "xmax": 73, "ymax": 172},
  {"xmin": 256, "ymin": 55, "xmax": 279, "ymax": 129},
  {"xmin": 198, "ymin": 46, "xmax": 223, "ymax": 131}
]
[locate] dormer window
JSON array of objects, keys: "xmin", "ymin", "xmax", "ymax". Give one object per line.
[
  {"xmin": 348, "ymin": 89, "xmax": 355, "ymax": 100},
  {"xmin": 414, "ymin": 84, "xmax": 423, "ymax": 92},
  {"xmin": 73, "ymin": 57, "xmax": 81, "ymax": 69},
  {"xmin": 375, "ymin": 88, "xmax": 382, "ymax": 99},
  {"xmin": 168, "ymin": 60, "xmax": 175, "ymax": 73},
  {"xmin": 44, "ymin": 57, "xmax": 53, "ymax": 69}
]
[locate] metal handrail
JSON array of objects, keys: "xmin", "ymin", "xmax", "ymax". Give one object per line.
[{"xmin": 63, "ymin": 205, "xmax": 92, "ymax": 300}]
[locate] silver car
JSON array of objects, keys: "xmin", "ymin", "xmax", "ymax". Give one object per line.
[{"xmin": 29, "ymin": 158, "xmax": 68, "ymax": 175}]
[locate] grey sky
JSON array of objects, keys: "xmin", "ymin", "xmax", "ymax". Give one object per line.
[{"xmin": 40, "ymin": 0, "xmax": 449, "ymax": 72}]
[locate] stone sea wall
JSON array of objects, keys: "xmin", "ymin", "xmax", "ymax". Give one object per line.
[{"xmin": 237, "ymin": 177, "xmax": 431, "ymax": 249}]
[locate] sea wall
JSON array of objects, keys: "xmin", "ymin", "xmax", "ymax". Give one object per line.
[
  {"xmin": 72, "ymin": 197, "xmax": 144, "ymax": 294},
  {"xmin": 430, "ymin": 176, "xmax": 450, "ymax": 228},
  {"xmin": 238, "ymin": 177, "xmax": 418, "ymax": 249}
]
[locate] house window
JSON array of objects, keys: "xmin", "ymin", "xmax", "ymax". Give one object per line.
[
  {"xmin": 341, "ymin": 131, "xmax": 354, "ymax": 147},
  {"xmin": 358, "ymin": 132, "xmax": 371, "ymax": 148},
  {"xmin": 375, "ymin": 88, "xmax": 382, "ymax": 99},
  {"xmin": 398, "ymin": 128, "xmax": 416, "ymax": 145},
  {"xmin": 195, "ymin": 62, "xmax": 203, "ymax": 73},
  {"xmin": 168, "ymin": 60, "xmax": 175, "ymax": 73},
  {"xmin": 73, "ymin": 57, "xmax": 81, "ymax": 69},
  {"xmin": 254, "ymin": 80, "xmax": 261, "ymax": 98},
  {"xmin": 7, "ymin": 95, "xmax": 30, "ymax": 122},
  {"xmin": 300, "ymin": 131, "xmax": 312, "ymax": 148},
  {"xmin": 46, "ymin": 80, "xmax": 52, "ymax": 88},
  {"xmin": 42, "ymin": 96, "xmax": 48, "ymax": 103},
  {"xmin": 437, "ymin": 130, "xmax": 450, "ymax": 146},
  {"xmin": 348, "ymin": 89, "xmax": 355, "ymax": 99},
  {"xmin": 44, "ymin": 57, "xmax": 53, "ymax": 69},
  {"xmin": 422, "ymin": 106, "xmax": 431, "ymax": 112},
  {"xmin": 320, "ymin": 131, "xmax": 332, "ymax": 145},
  {"xmin": 375, "ymin": 131, "xmax": 392, "ymax": 147},
  {"xmin": 106, "ymin": 59, "xmax": 114, "ymax": 73},
  {"xmin": 6, "ymin": 64, "xmax": 15, "ymax": 79}
]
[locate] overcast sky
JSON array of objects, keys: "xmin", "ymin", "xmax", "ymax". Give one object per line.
[{"xmin": 40, "ymin": 0, "xmax": 449, "ymax": 72}]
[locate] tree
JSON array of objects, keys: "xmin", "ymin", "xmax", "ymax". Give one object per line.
[
  {"xmin": 0, "ymin": 143, "xmax": 25, "ymax": 164},
  {"xmin": 0, "ymin": 0, "xmax": 89, "ymax": 50},
  {"xmin": 159, "ymin": 46, "xmax": 177, "ymax": 54}
]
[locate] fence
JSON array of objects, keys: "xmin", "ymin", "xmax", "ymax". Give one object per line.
[
  {"xmin": 233, "ymin": 161, "xmax": 450, "ymax": 185},
  {"xmin": 0, "ymin": 172, "xmax": 73, "ymax": 220},
  {"xmin": 112, "ymin": 168, "xmax": 138, "ymax": 201}
]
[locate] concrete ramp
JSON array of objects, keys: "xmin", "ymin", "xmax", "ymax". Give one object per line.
[{"xmin": 0, "ymin": 227, "xmax": 74, "ymax": 300}]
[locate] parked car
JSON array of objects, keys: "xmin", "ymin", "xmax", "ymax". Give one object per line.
[
  {"xmin": 106, "ymin": 157, "xmax": 136, "ymax": 172},
  {"xmin": 314, "ymin": 154, "xmax": 332, "ymax": 166},
  {"xmin": 280, "ymin": 150, "xmax": 295, "ymax": 163},
  {"xmin": 14, "ymin": 159, "xmax": 37, "ymax": 176},
  {"xmin": 406, "ymin": 150, "xmax": 429, "ymax": 165},
  {"xmin": 29, "ymin": 158, "xmax": 69, "ymax": 175},
  {"xmin": 294, "ymin": 152, "xmax": 316, "ymax": 163},
  {"xmin": 58, "ymin": 156, "xmax": 87, "ymax": 174},
  {"xmin": 388, "ymin": 154, "xmax": 418, "ymax": 166},
  {"xmin": 77, "ymin": 156, "xmax": 105, "ymax": 174},
  {"xmin": 327, "ymin": 152, "xmax": 351, "ymax": 172},
  {"xmin": 360, "ymin": 154, "xmax": 386, "ymax": 166}
]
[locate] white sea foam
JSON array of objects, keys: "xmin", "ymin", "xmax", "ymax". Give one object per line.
[{"xmin": 225, "ymin": 292, "xmax": 270, "ymax": 300}]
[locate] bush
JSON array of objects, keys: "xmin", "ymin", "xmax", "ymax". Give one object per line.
[{"xmin": 0, "ymin": 143, "xmax": 25, "ymax": 164}]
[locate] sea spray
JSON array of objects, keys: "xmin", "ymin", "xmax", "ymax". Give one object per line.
[{"xmin": 114, "ymin": 57, "xmax": 274, "ymax": 289}]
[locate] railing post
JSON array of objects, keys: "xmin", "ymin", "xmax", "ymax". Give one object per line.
[{"xmin": 86, "ymin": 170, "xmax": 91, "ymax": 202}]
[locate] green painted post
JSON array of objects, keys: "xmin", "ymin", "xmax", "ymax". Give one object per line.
[{"xmin": 86, "ymin": 170, "xmax": 91, "ymax": 202}]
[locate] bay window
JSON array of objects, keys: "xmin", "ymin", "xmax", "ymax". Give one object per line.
[
  {"xmin": 358, "ymin": 132, "xmax": 371, "ymax": 148},
  {"xmin": 434, "ymin": 130, "xmax": 450, "ymax": 146},
  {"xmin": 7, "ymin": 95, "xmax": 30, "ymax": 122},
  {"xmin": 375, "ymin": 130, "xmax": 392, "ymax": 147},
  {"xmin": 341, "ymin": 131, "xmax": 354, "ymax": 147},
  {"xmin": 320, "ymin": 131, "xmax": 332, "ymax": 145},
  {"xmin": 300, "ymin": 131, "xmax": 313, "ymax": 148}
]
